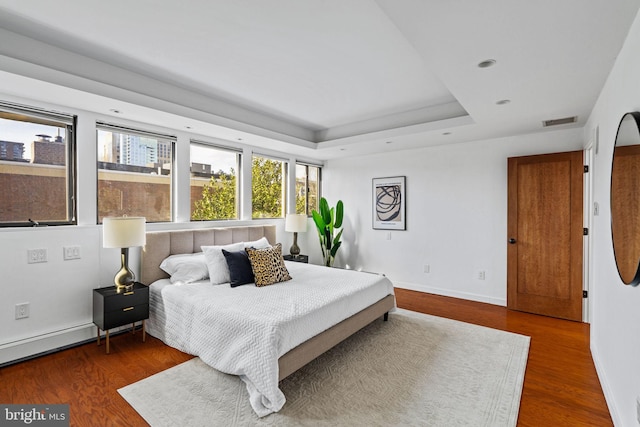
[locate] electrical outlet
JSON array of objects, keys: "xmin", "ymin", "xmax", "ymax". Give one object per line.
[
  {"xmin": 478, "ymin": 270, "xmax": 486, "ymax": 280},
  {"xmin": 63, "ymin": 245, "xmax": 81, "ymax": 260},
  {"xmin": 15, "ymin": 303, "xmax": 29, "ymax": 319},
  {"xmin": 424, "ymin": 264, "xmax": 430, "ymax": 274},
  {"xmin": 27, "ymin": 248, "xmax": 47, "ymax": 264}
]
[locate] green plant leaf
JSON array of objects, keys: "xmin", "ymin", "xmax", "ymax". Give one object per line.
[
  {"xmin": 329, "ymin": 207, "xmax": 335, "ymax": 233},
  {"xmin": 324, "ymin": 228, "xmax": 332, "ymax": 251},
  {"xmin": 312, "ymin": 210, "xmax": 325, "ymax": 232},
  {"xmin": 320, "ymin": 197, "xmax": 331, "ymax": 225},
  {"xmin": 330, "ymin": 241, "xmax": 342, "ymax": 257},
  {"xmin": 333, "ymin": 228, "xmax": 343, "ymax": 245},
  {"xmin": 334, "ymin": 200, "xmax": 344, "ymax": 228}
]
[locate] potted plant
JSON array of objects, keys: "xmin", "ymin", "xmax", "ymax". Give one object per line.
[{"xmin": 312, "ymin": 197, "xmax": 344, "ymax": 267}]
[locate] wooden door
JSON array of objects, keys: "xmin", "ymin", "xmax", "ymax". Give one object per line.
[{"xmin": 507, "ymin": 151, "xmax": 583, "ymax": 321}]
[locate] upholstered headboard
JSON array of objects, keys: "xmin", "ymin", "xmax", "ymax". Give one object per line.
[{"xmin": 140, "ymin": 225, "xmax": 276, "ymax": 285}]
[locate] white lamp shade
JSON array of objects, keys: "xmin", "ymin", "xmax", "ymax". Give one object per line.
[
  {"xmin": 103, "ymin": 217, "xmax": 146, "ymax": 248},
  {"xmin": 285, "ymin": 214, "xmax": 307, "ymax": 233}
]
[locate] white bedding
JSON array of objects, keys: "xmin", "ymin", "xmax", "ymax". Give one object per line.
[{"xmin": 146, "ymin": 261, "xmax": 395, "ymax": 417}]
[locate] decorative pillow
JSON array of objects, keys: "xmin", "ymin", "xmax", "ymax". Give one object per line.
[
  {"xmin": 245, "ymin": 243, "xmax": 292, "ymax": 287},
  {"xmin": 243, "ymin": 236, "xmax": 271, "ymax": 249},
  {"xmin": 222, "ymin": 249, "xmax": 255, "ymax": 287},
  {"xmin": 160, "ymin": 253, "xmax": 209, "ymax": 284},
  {"xmin": 201, "ymin": 242, "xmax": 245, "ymax": 285}
]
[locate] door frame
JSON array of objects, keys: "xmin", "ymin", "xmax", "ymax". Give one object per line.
[{"xmin": 582, "ymin": 135, "xmax": 597, "ymax": 323}]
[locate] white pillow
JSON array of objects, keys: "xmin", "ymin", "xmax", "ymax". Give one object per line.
[
  {"xmin": 202, "ymin": 242, "xmax": 245, "ymax": 285},
  {"xmin": 243, "ymin": 236, "xmax": 271, "ymax": 249},
  {"xmin": 160, "ymin": 253, "xmax": 209, "ymax": 284}
]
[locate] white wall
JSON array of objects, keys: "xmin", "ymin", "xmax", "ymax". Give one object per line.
[
  {"xmin": 322, "ymin": 128, "xmax": 583, "ymax": 305},
  {"xmin": 584, "ymin": 10, "xmax": 640, "ymax": 427}
]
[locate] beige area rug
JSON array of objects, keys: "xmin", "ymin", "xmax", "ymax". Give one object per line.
[{"xmin": 118, "ymin": 309, "xmax": 530, "ymax": 427}]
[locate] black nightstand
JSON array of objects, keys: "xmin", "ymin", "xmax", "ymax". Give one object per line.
[
  {"xmin": 284, "ymin": 254, "xmax": 308, "ymax": 263},
  {"xmin": 92, "ymin": 282, "xmax": 149, "ymax": 354}
]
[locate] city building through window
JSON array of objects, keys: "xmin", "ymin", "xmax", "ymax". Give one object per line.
[
  {"xmin": 96, "ymin": 123, "xmax": 174, "ymax": 223},
  {"xmin": 0, "ymin": 102, "xmax": 76, "ymax": 226}
]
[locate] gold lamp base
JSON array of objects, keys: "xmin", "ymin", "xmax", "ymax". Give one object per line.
[{"xmin": 114, "ymin": 249, "xmax": 135, "ymax": 293}]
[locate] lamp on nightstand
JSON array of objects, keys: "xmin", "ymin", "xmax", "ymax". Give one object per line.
[
  {"xmin": 285, "ymin": 213, "xmax": 307, "ymax": 258},
  {"xmin": 103, "ymin": 216, "xmax": 146, "ymax": 292}
]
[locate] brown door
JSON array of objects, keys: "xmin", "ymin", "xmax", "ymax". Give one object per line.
[{"xmin": 507, "ymin": 151, "xmax": 583, "ymax": 321}]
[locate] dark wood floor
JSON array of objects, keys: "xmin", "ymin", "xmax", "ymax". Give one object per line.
[{"xmin": 0, "ymin": 288, "xmax": 611, "ymax": 426}]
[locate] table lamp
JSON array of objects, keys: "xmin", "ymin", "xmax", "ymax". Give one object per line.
[
  {"xmin": 285, "ymin": 213, "xmax": 307, "ymax": 257},
  {"xmin": 103, "ymin": 216, "xmax": 146, "ymax": 292}
]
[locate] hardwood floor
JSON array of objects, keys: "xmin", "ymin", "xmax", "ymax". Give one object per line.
[
  {"xmin": 0, "ymin": 288, "xmax": 611, "ymax": 426},
  {"xmin": 396, "ymin": 289, "xmax": 611, "ymax": 427}
]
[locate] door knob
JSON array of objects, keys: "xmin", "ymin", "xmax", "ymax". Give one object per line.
[{"xmin": 508, "ymin": 238, "xmax": 517, "ymax": 244}]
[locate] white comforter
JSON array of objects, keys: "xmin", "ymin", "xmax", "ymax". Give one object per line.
[{"xmin": 146, "ymin": 261, "xmax": 395, "ymax": 417}]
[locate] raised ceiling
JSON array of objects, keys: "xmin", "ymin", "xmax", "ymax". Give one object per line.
[{"xmin": 0, "ymin": 0, "xmax": 638, "ymax": 160}]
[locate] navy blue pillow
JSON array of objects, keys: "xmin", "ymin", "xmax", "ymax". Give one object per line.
[{"xmin": 222, "ymin": 249, "xmax": 254, "ymax": 287}]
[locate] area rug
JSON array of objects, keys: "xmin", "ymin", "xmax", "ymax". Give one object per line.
[{"xmin": 118, "ymin": 308, "xmax": 530, "ymax": 427}]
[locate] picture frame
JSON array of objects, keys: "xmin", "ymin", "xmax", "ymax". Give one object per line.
[{"xmin": 372, "ymin": 176, "xmax": 406, "ymax": 230}]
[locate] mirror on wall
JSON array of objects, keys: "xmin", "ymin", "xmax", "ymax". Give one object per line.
[{"xmin": 611, "ymin": 111, "xmax": 640, "ymax": 286}]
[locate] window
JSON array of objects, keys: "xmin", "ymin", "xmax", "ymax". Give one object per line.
[
  {"xmin": 0, "ymin": 101, "xmax": 76, "ymax": 226},
  {"xmin": 252, "ymin": 155, "xmax": 286, "ymax": 219},
  {"xmin": 97, "ymin": 123, "xmax": 174, "ymax": 223},
  {"xmin": 295, "ymin": 163, "xmax": 321, "ymax": 215},
  {"xmin": 190, "ymin": 142, "xmax": 240, "ymax": 220}
]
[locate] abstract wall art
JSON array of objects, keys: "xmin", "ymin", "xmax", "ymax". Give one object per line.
[{"xmin": 372, "ymin": 176, "xmax": 406, "ymax": 230}]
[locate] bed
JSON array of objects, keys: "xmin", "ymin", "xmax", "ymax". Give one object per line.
[{"xmin": 140, "ymin": 225, "xmax": 395, "ymax": 417}]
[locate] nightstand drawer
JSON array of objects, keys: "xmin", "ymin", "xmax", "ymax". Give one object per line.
[
  {"xmin": 103, "ymin": 288, "xmax": 148, "ymax": 311},
  {"xmin": 101, "ymin": 303, "xmax": 149, "ymax": 330}
]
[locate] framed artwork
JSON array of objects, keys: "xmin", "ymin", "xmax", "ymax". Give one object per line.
[{"xmin": 372, "ymin": 176, "xmax": 406, "ymax": 230}]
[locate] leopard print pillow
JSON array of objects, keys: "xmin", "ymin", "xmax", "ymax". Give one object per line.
[{"xmin": 245, "ymin": 243, "xmax": 292, "ymax": 287}]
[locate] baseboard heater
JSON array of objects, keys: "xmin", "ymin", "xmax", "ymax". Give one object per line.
[{"xmin": 0, "ymin": 324, "xmax": 143, "ymax": 368}]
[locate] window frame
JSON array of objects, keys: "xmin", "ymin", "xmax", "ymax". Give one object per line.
[
  {"xmin": 96, "ymin": 122, "xmax": 176, "ymax": 224},
  {"xmin": 295, "ymin": 162, "xmax": 322, "ymax": 216},
  {"xmin": 251, "ymin": 153, "xmax": 288, "ymax": 219},
  {"xmin": 189, "ymin": 140, "xmax": 242, "ymax": 221},
  {"xmin": 0, "ymin": 101, "xmax": 77, "ymax": 227}
]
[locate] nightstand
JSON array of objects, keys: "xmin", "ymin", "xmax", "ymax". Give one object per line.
[
  {"xmin": 92, "ymin": 282, "xmax": 149, "ymax": 354},
  {"xmin": 284, "ymin": 254, "xmax": 308, "ymax": 263}
]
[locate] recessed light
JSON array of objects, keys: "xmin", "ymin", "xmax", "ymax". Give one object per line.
[
  {"xmin": 185, "ymin": 126, "xmax": 192, "ymax": 130},
  {"xmin": 109, "ymin": 109, "xmax": 122, "ymax": 114},
  {"xmin": 385, "ymin": 141, "xmax": 393, "ymax": 144},
  {"xmin": 478, "ymin": 59, "xmax": 496, "ymax": 68},
  {"xmin": 237, "ymin": 138, "xmax": 243, "ymax": 141},
  {"xmin": 496, "ymin": 99, "xmax": 511, "ymax": 105},
  {"xmin": 442, "ymin": 132, "xmax": 452, "ymax": 136}
]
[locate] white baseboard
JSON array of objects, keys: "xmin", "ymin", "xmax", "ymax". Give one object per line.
[
  {"xmin": 393, "ymin": 281, "xmax": 507, "ymax": 307},
  {"xmin": 590, "ymin": 341, "xmax": 620, "ymax": 426},
  {"xmin": 0, "ymin": 323, "xmax": 96, "ymax": 365}
]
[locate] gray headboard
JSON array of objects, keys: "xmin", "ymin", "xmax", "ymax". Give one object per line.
[{"xmin": 140, "ymin": 225, "xmax": 277, "ymax": 285}]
